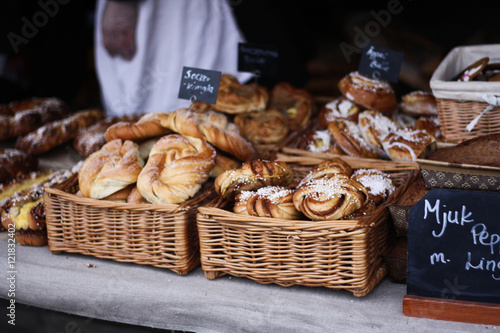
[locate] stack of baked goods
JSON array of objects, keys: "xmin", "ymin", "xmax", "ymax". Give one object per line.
[
  {"xmin": 214, "ymin": 157, "xmax": 396, "ymax": 221},
  {"xmin": 77, "ymin": 108, "xmax": 255, "ymax": 204},
  {"xmin": 193, "ymin": 74, "xmax": 315, "ymax": 147},
  {"xmin": 297, "ymin": 71, "xmax": 440, "ymax": 161}
]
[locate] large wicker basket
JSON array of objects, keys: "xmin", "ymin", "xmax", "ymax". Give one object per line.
[
  {"xmin": 197, "ymin": 156, "xmax": 417, "ymax": 296},
  {"xmin": 44, "ymin": 177, "xmax": 216, "ymax": 275},
  {"xmin": 430, "ymin": 44, "xmax": 500, "ymax": 143}
]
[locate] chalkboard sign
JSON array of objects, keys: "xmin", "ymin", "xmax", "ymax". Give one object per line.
[
  {"xmin": 358, "ymin": 45, "xmax": 403, "ymax": 83},
  {"xmin": 407, "ymin": 188, "xmax": 500, "ymax": 304},
  {"xmin": 238, "ymin": 42, "xmax": 279, "ymax": 76},
  {"xmin": 178, "ymin": 66, "xmax": 221, "ymax": 104}
]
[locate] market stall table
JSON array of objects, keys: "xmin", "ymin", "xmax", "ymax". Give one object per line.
[{"xmin": 0, "ymin": 233, "xmax": 494, "ymax": 333}]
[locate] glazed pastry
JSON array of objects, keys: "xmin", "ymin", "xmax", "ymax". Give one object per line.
[
  {"xmin": 414, "ymin": 116, "xmax": 441, "ymax": 140},
  {"xmin": 293, "ymin": 173, "xmax": 369, "ymax": 220},
  {"xmin": 352, "ymin": 169, "xmax": 395, "ymax": 205},
  {"xmin": 234, "ymin": 185, "xmax": 302, "ymax": 220},
  {"xmin": 234, "ymin": 109, "xmax": 289, "ymax": 145},
  {"xmin": 269, "ymin": 82, "xmax": 314, "ymax": 131},
  {"xmin": 15, "ymin": 109, "xmax": 104, "ymax": 155},
  {"xmin": 338, "ymin": 71, "xmax": 397, "ymax": 114},
  {"xmin": 381, "ymin": 128, "xmax": 435, "ymax": 161},
  {"xmin": 327, "ymin": 119, "xmax": 379, "ymax": 159},
  {"xmin": 357, "ymin": 110, "xmax": 400, "ymax": 158},
  {"xmin": 214, "ymin": 160, "xmax": 294, "ymax": 200},
  {"xmin": 78, "ymin": 139, "xmax": 145, "ymax": 199},
  {"xmin": 399, "ymin": 91, "xmax": 437, "ymax": 116},
  {"xmin": 318, "ymin": 96, "xmax": 362, "ymax": 128},
  {"xmin": 136, "ymin": 134, "xmax": 216, "ymax": 204}
]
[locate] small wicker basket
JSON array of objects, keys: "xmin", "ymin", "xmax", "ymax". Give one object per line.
[
  {"xmin": 197, "ymin": 156, "xmax": 417, "ymax": 296},
  {"xmin": 430, "ymin": 44, "xmax": 500, "ymax": 143},
  {"xmin": 44, "ymin": 177, "xmax": 216, "ymax": 275}
]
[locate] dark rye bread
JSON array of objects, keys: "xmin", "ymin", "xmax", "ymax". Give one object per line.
[{"xmin": 428, "ymin": 134, "xmax": 500, "ymax": 167}]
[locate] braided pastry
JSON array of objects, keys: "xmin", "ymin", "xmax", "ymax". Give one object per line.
[
  {"xmin": 293, "ymin": 174, "xmax": 369, "ymax": 220},
  {"xmin": 78, "ymin": 139, "xmax": 145, "ymax": 199},
  {"xmin": 214, "ymin": 160, "xmax": 293, "ymax": 200},
  {"xmin": 158, "ymin": 108, "xmax": 204, "ymax": 139},
  {"xmin": 105, "ymin": 112, "xmax": 172, "ymax": 142},
  {"xmin": 15, "ymin": 109, "xmax": 104, "ymax": 155},
  {"xmin": 234, "ymin": 110, "xmax": 289, "ymax": 145},
  {"xmin": 136, "ymin": 134, "xmax": 216, "ymax": 204},
  {"xmin": 199, "ymin": 121, "xmax": 255, "ymax": 161},
  {"xmin": 234, "ymin": 186, "xmax": 302, "ymax": 220}
]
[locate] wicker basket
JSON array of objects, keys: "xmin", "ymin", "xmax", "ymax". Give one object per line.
[
  {"xmin": 197, "ymin": 157, "xmax": 417, "ymax": 296},
  {"xmin": 430, "ymin": 44, "xmax": 500, "ymax": 143},
  {"xmin": 44, "ymin": 177, "xmax": 216, "ymax": 275}
]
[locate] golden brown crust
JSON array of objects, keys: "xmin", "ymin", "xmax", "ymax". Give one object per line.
[
  {"xmin": 269, "ymin": 82, "xmax": 314, "ymax": 131},
  {"xmin": 300, "ymin": 158, "xmax": 353, "ymax": 184},
  {"xmin": 78, "ymin": 139, "xmax": 144, "ymax": 199},
  {"xmin": 352, "ymin": 168, "xmax": 395, "ymax": 205},
  {"xmin": 105, "ymin": 112, "xmax": 172, "ymax": 142},
  {"xmin": 298, "ymin": 130, "xmax": 344, "ymax": 155},
  {"xmin": 157, "ymin": 108, "xmax": 204, "ymax": 139},
  {"xmin": 414, "ymin": 116, "xmax": 440, "ymax": 140},
  {"xmin": 126, "ymin": 186, "xmax": 148, "ymax": 204},
  {"xmin": 234, "ymin": 186, "xmax": 302, "ymax": 219},
  {"xmin": 357, "ymin": 110, "xmax": 400, "ymax": 158},
  {"xmin": 136, "ymin": 134, "xmax": 216, "ymax": 204},
  {"xmin": 0, "ymin": 149, "xmax": 38, "ymax": 184},
  {"xmin": 199, "ymin": 121, "xmax": 255, "ymax": 161},
  {"xmin": 210, "ymin": 152, "xmax": 241, "ymax": 178},
  {"xmin": 318, "ymin": 96, "xmax": 362, "ymax": 129},
  {"xmin": 101, "ymin": 184, "xmax": 135, "ymax": 202},
  {"xmin": 400, "ymin": 91, "xmax": 437, "ymax": 116},
  {"xmin": 293, "ymin": 173, "xmax": 369, "ymax": 220},
  {"xmin": 234, "ymin": 110, "xmax": 289, "ymax": 145},
  {"xmin": 210, "ymin": 74, "xmax": 269, "ymax": 114},
  {"xmin": 327, "ymin": 119, "xmax": 379, "ymax": 159},
  {"xmin": 214, "ymin": 160, "xmax": 294, "ymax": 200},
  {"xmin": 15, "ymin": 109, "xmax": 105, "ymax": 155},
  {"xmin": 338, "ymin": 71, "xmax": 397, "ymax": 114}
]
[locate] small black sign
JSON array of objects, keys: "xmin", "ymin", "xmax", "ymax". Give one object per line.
[
  {"xmin": 407, "ymin": 188, "xmax": 500, "ymax": 304},
  {"xmin": 178, "ymin": 67, "xmax": 221, "ymax": 104},
  {"xmin": 238, "ymin": 42, "xmax": 279, "ymax": 76},
  {"xmin": 358, "ymin": 45, "xmax": 403, "ymax": 83}
]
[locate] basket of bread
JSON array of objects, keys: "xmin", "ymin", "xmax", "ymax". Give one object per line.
[
  {"xmin": 286, "ymin": 71, "xmax": 440, "ymax": 164},
  {"xmin": 197, "ymin": 156, "xmax": 418, "ymax": 296},
  {"xmin": 430, "ymin": 44, "xmax": 500, "ymax": 143},
  {"xmin": 43, "ymin": 107, "xmax": 257, "ymax": 275}
]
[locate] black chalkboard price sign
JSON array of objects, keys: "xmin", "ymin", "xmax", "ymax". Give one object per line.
[
  {"xmin": 407, "ymin": 188, "xmax": 500, "ymax": 305},
  {"xmin": 178, "ymin": 66, "xmax": 221, "ymax": 104},
  {"xmin": 358, "ymin": 44, "xmax": 403, "ymax": 83},
  {"xmin": 238, "ymin": 42, "xmax": 279, "ymax": 76}
]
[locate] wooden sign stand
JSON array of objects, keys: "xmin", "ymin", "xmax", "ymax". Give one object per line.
[{"xmin": 403, "ymin": 295, "xmax": 500, "ymax": 326}]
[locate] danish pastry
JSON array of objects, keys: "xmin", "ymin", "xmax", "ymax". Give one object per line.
[
  {"xmin": 299, "ymin": 158, "xmax": 352, "ymax": 185},
  {"xmin": 357, "ymin": 110, "xmax": 400, "ymax": 158},
  {"xmin": 293, "ymin": 174, "xmax": 369, "ymax": 220},
  {"xmin": 318, "ymin": 96, "xmax": 362, "ymax": 129},
  {"xmin": 78, "ymin": 139, "xmax": 145, "ymax": 199},
  {"xmin": 298, "ymin": 129, "xmax": 344, "ymax": 154},
  {"xmin": 234, "ymin": 110, "xmax": 289, "ymax": 145},
  {"xmin": 234, "ymin": 186, "xmax": 302, "ymax": 220},
  {"xmin": 214, "ymin": 160, "xmax": 293, "ymax": 200},
  {"xmin": 136, "ymin": 134, "xmax": 216, "ymax": 204},
  {"xmin": 381, "ymin": 128, "xmax": 435, "ymax": 161},
  {"xmin": 338, "ymin": 71, "xmax": 397, "ymax": 114},
  {"xmin": 269, "ymin": 82, "xmax": 314, "ymax": 131},
  {"xmin": 399, "ymin": 91, "xmax": 437, "ymax": 116},
  {"xmin": 327, "ymin": 119, "xmax": 379, "ymax": 159}
]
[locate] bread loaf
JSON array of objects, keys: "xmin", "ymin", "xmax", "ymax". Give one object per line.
[{"xmin": 15, "ymin": 109, "xmax": 104, "ymax": 155}]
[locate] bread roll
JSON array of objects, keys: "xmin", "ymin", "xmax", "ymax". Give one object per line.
[
  {"xmin": 105, "ymin": 112, "xmax": 172, "ymax": 142},
  {"xmin": 269, "ymin": 82, "xmax": 314, "ymax": 131},
  {"xmin": 78, "ymin": 139, "xmax": 145, "ymax": 199},
  {"xmin": 234, "ymin": 110, "xmax": 289, "ymax": 145}
]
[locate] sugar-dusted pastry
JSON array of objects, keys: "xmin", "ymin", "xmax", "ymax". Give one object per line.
[
  {"xmin": 352, "ymin": 168, "xmax": 395, "ymax": 205},
  {"xmin": 298, "ymin": 129, "xmax": 344, "ymax": 155},
  {"xmin": 327, "ymin": 119, "xmax": 379, "ymax": 159},
  {"xmin": 358, "ymin": 110, "xmax": 400, "ymax": 158},
  {"xmin": 381, "ymin": 128, "xmax": 435, "ymax": 161},
  {"xmin": 399, "ymin": 91, "xmax": 437, "ymax": 116},
  {"xmin": 318, "ymin": 96, "xmax": 362, "ymax": 128},
  {"xmin": 234, "ymin": 185, "xmax": 302, "ymax": 220}
]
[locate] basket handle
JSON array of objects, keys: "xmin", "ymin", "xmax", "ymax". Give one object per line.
[{"xmin": 465, "ymin": 94, "xmax": 500, "ymax": 132}]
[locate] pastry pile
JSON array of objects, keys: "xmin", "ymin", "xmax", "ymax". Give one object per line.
[
  {"xmin": 299, "ymin": 71, "xmax": 440, "ymax": 161},
  {"xmin": 78, "ymin": 108, "xmax": 255, "ymax": 204},
  {"xmin": 214, "ymin": 158, "xmax": 395, "ymax": 221}
]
